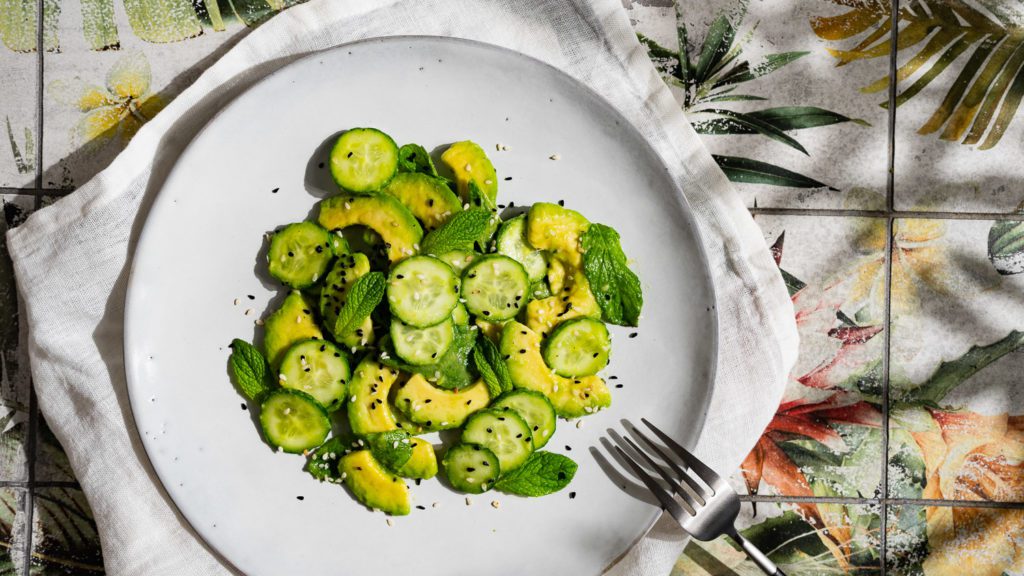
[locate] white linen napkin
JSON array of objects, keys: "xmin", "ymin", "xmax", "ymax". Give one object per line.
[{"xmin": 7, "ymin": 0, "xmax": 798, "ymax": 574}]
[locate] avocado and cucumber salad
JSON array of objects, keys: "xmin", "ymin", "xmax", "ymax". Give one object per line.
[{"xmin": 228, "ymin": 127, "xmax": 643, "ymax": 516}]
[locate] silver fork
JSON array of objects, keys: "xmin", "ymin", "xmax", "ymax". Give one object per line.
[{"xmin": 604, "ymin": 418, "xmax": 786, "ymax": 576}]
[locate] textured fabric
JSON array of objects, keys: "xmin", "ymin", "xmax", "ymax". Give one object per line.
[{"xmin": 6, "ymin": 0, "xmax": 798, "ymax": 574}]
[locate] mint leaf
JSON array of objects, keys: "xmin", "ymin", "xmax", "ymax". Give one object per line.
[
  {"xmin": 398, "ymin": 143, "xmax": 438, "ymax": 177},
  {"xmin": 306, "ymin": 436, "xmax": 347, "ymax": 482},
  {"xmin": 381, "ymin": 324, "xmax": 478, "ymax": 389},
  {"xmin": 581, "ymin": 223, "xmax": 643, "ymax": 326},
  {"xmin": 494, "ymin": 451, "xmax": 578, "ymax": 496},
  {"xmin": 467, "ymin": 180, "xmax": 497, "ymax": 210},
  {"xmin": 229, "ymin": 338, "xmax": 273, "ymax": 401},
  {"xmin": 472, "ymin": 333, "xmax": 513, "ymax": 398},
  {"xmin": 366, "ymin": 430, "xmax": 414, "ymax": 473},
  {"xmin": 420, "ymin": 208, "xmax": 495, "ymax": 255},
  {"xmin": 334, "ymin": 271, "xmax": 386, "ymax": 337}
]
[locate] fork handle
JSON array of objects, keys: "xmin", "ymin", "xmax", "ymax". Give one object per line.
[{"xmin": 728, "ymin": 530, "xmax": 786, "ymax": 575}]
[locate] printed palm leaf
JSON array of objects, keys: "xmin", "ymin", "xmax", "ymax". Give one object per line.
[
  {"xmin": 988, "ymin": 203, "xmax": 1024, "ymax": 274},
  {"xmin": 640, "ymin": 5, "xmax": 866, "ymax": 189},
  {"xmin": 31, "ymin": 488, "xmax": 103, "ymax": 573},
  {"xmin": 814, "ymin": 0, "xmax": 1024, "ymax": 150}
]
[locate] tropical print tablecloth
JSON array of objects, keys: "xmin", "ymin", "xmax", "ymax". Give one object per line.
[{"xmin": 1, "ymin": 0, "xmax": 1022, "ymax": 573}]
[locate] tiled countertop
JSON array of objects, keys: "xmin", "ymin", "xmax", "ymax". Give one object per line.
[{"xmin": 1, "ymin": 0, "xmax": 1022, "ymax": 574}]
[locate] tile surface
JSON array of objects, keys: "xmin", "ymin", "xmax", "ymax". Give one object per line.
[
  {"xmin": 888, "ymin": 218, "xmax": 1024, "ymax": 502},
  {"xmin": 0, "ymin": 195, "xmax": 34, "ymax": 483},
  {"xmin": 0, "ymin": 488, "xmax": 29, "ymax": 575},
  {"xmin": 29, "ymin": 488, "xmax": 102, "ymax": 574},
  {"xmin": 890, "ymin": 1, "xmax": 1024, "ymax": 213},
  {"xmin": 0, "ymin": 23, "xmax": 38, "ymax": 189},
  {"xmin": 733, "ymin": 214, "xmax": 886, "ymax": 499},
  {"xmin": 640, "ymin": 0, "xmax": 890, "ymax": 209},
  {"xmin": 887, "ymin": 504, "xmax": 1024, "ymax": 575},
  {"xmin": 673, "ymin": 501, "xmax": 882, "ymax": 575}
]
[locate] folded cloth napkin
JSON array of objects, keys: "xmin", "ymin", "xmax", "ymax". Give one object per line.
[{"xmin": 7, "ymin": 0, "xmax": 798, "ymax": 574}]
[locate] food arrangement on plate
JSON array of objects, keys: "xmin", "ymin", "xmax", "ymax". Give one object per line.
[{"xmin": 228, "ymin": 127, "xmax": 643, "ymax": 516}]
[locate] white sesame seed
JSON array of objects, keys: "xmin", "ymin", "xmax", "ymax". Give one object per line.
[
  {"xmin": 344, "ymin": 202, "xmax": 351, "ymax": 210},
  {"xmin": 401, "ymin": 438, "xmax": 410, "ymax": 444},
  {"xmin": 357, "ymin": 439, "xmax": 364, "ymax": 446},
  {"xmin": 393, "ymin": 441, "xmax": 399, "ymax": 449},
  {"xmin": 350, "ymin": 395, "xmax": 357, "ymax": 403},
  {"xmin": 233, "ymin": 298, "xmax": 240, "ymax": 306},
  {"xmin": 495, "ymin": 143, "xmax": 502, "ymax": 151},
  {"xmin": 576, "ymin": 419, "xmax": 585, "ymax": 428},
  {"xmin": 432, "ymin": 501, "xmax": 440, "ymax": 508},
  {"xmin": 465, "ymin": 497, "xmax": 473, "ymax": 506},
  {"xmin": 484, "ymin": 179, "xmax": 493, "ymax": 185},
  {"xmin": 280, "ymin": 374, "xmax": 288, "ymax": 382},
  {"xmin": 295, "ymin": 315, "xmax": 301, "ymax": 323},
  {"xmin": 284, "ymin": 407, "xmax": 291, "ymax": 415},
  {"xmin": 312, "ymin": 273, "xmax": 318, "ymax": 282},
  {"xmin": 255, "ymin": 318, "xmax": 265, "ymax": 325},
  {"xmin": 441, "ymin": 421, "xmax": 448, "ymax": 426},
  {"xmin": 481, "ymin": 483, "xmax": 488, "ymax": 491},
  {"xmin": 244, "ymin": 308, "xmax": 253, "ymax": 316},
  {"xmin": 386, "ymin": 518, "xmax": 393, "ymax": 527},
  {"xmin": 464, "ymin": 163, "xmax": 472, "ymax": 172},
  {"xmin": 549, "ymin": 154, "xmax": 560, "ymax": 160},
  {"xmin": 462, "ymin": 203, "xmax": 470, "ymax": 210},
  {"xmin": 490, "ymin": 500, "xmax": 500, "ymax": 509},
  {"xmin": 340, "ymin": 472, "xmax": 347, "ymax": 480},
  {"xmin": 467, "ymin": 477, "xmax": 475, "ymax": 483}
]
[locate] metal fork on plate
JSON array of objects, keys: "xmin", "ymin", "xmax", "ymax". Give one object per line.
[{"xmin": 602, "ymin": 418, "xmax": 786, "ymax": 576}]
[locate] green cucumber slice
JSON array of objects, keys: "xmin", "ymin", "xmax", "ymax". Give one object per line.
[
  {"xmin": 492, "ymin": 390, "xmax": 557, "ymax": 449},
  {"xmin": 387, "ymin": 256, "xmax": 460, "ymax": 327},
  {"xmin": 278, "ymin": 339, "xmax": 350, "ymax": 411},
  {"xmin": 329, "ymin": 128, "xmax": 399, "ymax": 193},
  {"xmin": 259, "ymin": 389, "xmax": 331, "ymax": 453},
  {"xmin": 442, "ymin": 443, "xmax": 500, "ymax": 494},
  {"xmin": 461, "ymin": 255, "xmax": 529, "ymax": 321},
  {"xmin": 437, "ymin": 250, "xmax": 479, "ymax": 275},
  {"xmin": 451, "ymin": 303, "xmax": 470, "ymax": 326},
  {"xmin": 267, "ymin": 222, "xmax": 333, "ymax": 289},
  {"xmin": 496, "ymin": 215, "xmax": 547, "ymax": 283},
  {"xmin": 460, "ymin": 409, "xmax": 534, "ymax": 472},
  {"xmin": 390, "ymin": 318, "xmax": 455, "ymax": 365},
  {"xmin": 542, "ymin": 317, "xmax": 610, "ymax": 377}
]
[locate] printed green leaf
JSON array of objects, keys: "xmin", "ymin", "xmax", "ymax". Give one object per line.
[
  {"xmin": 696, "ymin": 108, "xmax": 809, "ymax": 154},
  {"xmin": 81, "ymin": 0, "xmax": 119, "ymax": 50},
  {"xmin": 472, "ymin": 333, "xmax": 513, "ymax": 398},
  {"xmin": 779, "ymin": 268, "xmax": 806, "ymax": 297},
  {"xmin": 580, "ymin": 224, "xmax": 643, "ymax": 327},
  {"xmin": 306, "ymin": 436, "xmax": 347, "ymax": 482},
  {"xmin": 694, "ymin": 15, "xmax": 736, "ymax": 83},
  {"xmin": 0, "ymin": 0, "xmax": 37, "ymax": 51},
  {"xmin": 420, "ymin": 208, "xmax": 495, "ymax": 255},
  {"xmin": 987, "ymin": 219, "xmax": 1024, "ymax": 275},
  {"xmin": 748, "ymin": 106, "xmax": 870, "ymax": 130},
  {"xmin": 397, "ymin": 143, "xmax": 439, "ymax": 177},
  {"xmin": 713, "ymin": 155, "xmax": 833, "ymax": 189},
  {"xmin": 902, "ymin": 330, "xmax": 1024, "ymax": 405},
  {"xmin": 711, "ymin": 51, "xmax": 809, "ymax": 87},
  {"xmin": 366, "ymin": 430, "xmax": 414, "ymax": 473},
  {"xmin": 700, "ymin": 93, "xmax": 768, "ymax": 103},
  {"xmin": 333, "ymin": 272, "xmax": 386, "ymax": 337},
  {"xmin": 122, "ymin": 0, "xmax": 202, "ymax": 43},
  {"xmin": 494, "ymin": 451, "xmax": 577, "ymax": 496},
  {"xmin": 229, "ymin": 339, "xmax": 273, "ymax": 401},
  {"xmin": 637, "ymin": 33, "xmax": 684, "ymax": 83}
]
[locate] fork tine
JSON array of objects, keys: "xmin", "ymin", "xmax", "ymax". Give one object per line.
[
  {"xmin": 612, "ymin": 445, "xmax": 690, "ymax": 525},
  {"xmin": 620, "ymin": 435, "xmax": 701, "ymax": 514},
  {"xmin": 641, "ymin": 417, "xmax": 727, "ymax": 491},
  {"xmin": 626, "ymin": 422, "xmax": 708, "ymax": 504}
]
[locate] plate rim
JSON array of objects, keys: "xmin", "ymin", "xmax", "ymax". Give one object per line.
[{"xmin": 123, "ymin": 34, "xmax": 720, "ymax": 574}]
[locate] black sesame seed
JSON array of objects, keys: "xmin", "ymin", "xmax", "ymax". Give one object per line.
[
  {"xmin": 370, "ymin": 403, "xmax": 377, "ymax": 410},
  {"xmin": 296, "ymin": 496, "xmax": 304, "ymax": 500},
  {"xmin": 629, "ymin": 332, "xmax": 638, "ymax": 338},
  {"xmin": 356, "ymin": 466, "xmax": 362, "ymax": 471},
  {"xmin": 416, "ymin": 505, "xmax": 426, "ymax": 510},
  {"xmin": 609, "ymin": 375, "xmax": 618, "ymax": 380},
  {"xmin": 271, "ymin": 187, "xmax": 279, "ymax": 193},
  {"xmin": 468, "ymin": 273, "xmax": 477, "ymax": 279},
  {"xmin": 519, "ymin": 349, "xmax": 526, "ymax": 354},
  {"xmin": 427, "ymin": 199, "xmax": 434, "ymax": 207},
  {"xmin": 482, "ymin": 461, "xmax": 490, "ymax": 467},
  {"xmin": 247, "ymin": 294, "xmax": 255, "ymax": 300},
  {"xmin": 396, "ymin": 274, "xmax": 405, "ymax": 279},
  {"xmin": 466, "ymin": 467, "xmax": 476, "ymax": 472},
  {"xmin": 483, "ymin": 311, "xmax": 491, "ymax": 316},
  {"xmin": 498, "ymin": 417, "xmax": 505, "ymax": 421},
  {"xmin": 415, "ymin": 479, "xmax": 422, "ymax": 486},
  {"xmin": 376, "ymin": 399, "xmax": 383, "ymax": 405},
  {"xmin": 520, "ymin": 330, "xmax": 527, "ymax": 335},
  {"xmin": 466, "ymin": 399, "xmax": 472, "ymax": 405},
  {"xmin": 593, "ymin": 352, "xmax": 599, "ymax": 358},
  {"xmin": 558, "ymin": 200, "xmax": 565, "ymax": 206},
  {"xmin": 486, "ymin": 428, "xmax": 493, "ymax": 433},
  {"xmin": 533, "ymin": 425, "xmax": 539, "ymax": 431},
  {"xmin": 288, "ymin": 251, "xmax": 294, "ymax": 257},
  {"xmin": 558, "ymin": 471, "xmax": 566, "ymax": 479},
  {"xmin": 565, "ymin": 445, "xmax": 572, "ymax": 451},
  {"xmin": 315, "ymin": 245, "xmax": 324, "ymax": 253},
  {"xmin": 515, "ymin": 433, "xmax": 523, "ymax": 438},
  {"xmin": 615, "ymin": 384, "xmax": 623, "ymax": 388},
  {"xmin": 431, "ymin": 352, "xmax": 437, "ymax": 358},
  {"xmin": 569, "ymin": 492, "xmax": 576, "ymax": 499},
  {"xmin": 502, "ymin": 354, "xmax": 511, "ymax": 360},
  {"xmin": 426, "ymin": 421, "xmax": 433, "ymax": 426},
  {"xmin": 347, "ymin": 151, "xmax": 353, "ymax": 158},
  {"xmin": 304, "ymin": 368, "xmax": 310, "ymax": 372},
  {"xmin": 508, "ymin": 201, "xmax": 515, "ymax": 207},
  {"xmin": 504, "ymin": 176, "xmax": 512, "ymax": 181},
  {"xmin": 320, "ymin": 344, "xmax": 326, "ymax": 352},
  {"xmin": 241, "ymin": 403, "xmax": 247, "ymax": 410},
  {"xmin": 318, "ymin": 162, "xmax": 325, "ymax": 169},
  {"xmin": 425, "ymin": 399, "xmax": 432, "ymax": 404}
]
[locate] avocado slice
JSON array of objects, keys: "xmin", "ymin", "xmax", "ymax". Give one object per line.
[
  {"xmin": 394, "ymin": 438, "xmax": 438, "ymax": 479},
  {"xmin": 393, "ymin": 374, "xmax": 489, "ymax": 429},
  {"xmin": 263, "ymin": 290, "xmax": 323, "ymax": 369},
  {"xmin": 382, "ymin": 172, "xmax": 463, "ymax": 231},
  {"xmin": 318, "ymin": 194, "xmax": 423, "ymax": 262},
  {"xmin": 525, "ymin": 268, "xmax": 601, "ymax": 337},
  {"xmin": 526, "ymin": 202, "xmax": 590, "ymax": 268},
  {"xmin": 440, "ymin": 141, "xmax": 498, "ymax": 208},
  {"xmin": 319, "ymin": 252, "xmax": 375, "ymax": 349},
  {"xmin": 339, "ymin": 450, "xmax": 411, "ymax": 516},
  {"xmin": 348, "ymin": 358, "xmax": 401, "ymax": 436},
  {"xmin": 500, "ymin": 321, "xmax": 611, "ymax": 418}
]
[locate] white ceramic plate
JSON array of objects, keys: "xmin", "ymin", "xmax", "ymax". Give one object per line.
[{"xmin": 125, "ymin": 36, "xmax": 717, "ymax": 576}]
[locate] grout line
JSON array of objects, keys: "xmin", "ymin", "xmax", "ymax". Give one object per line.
[
  {"xmin": 748, "ymin": 206, "xmax": 1024, "ymax": 221},
  {"xmin": 740, "ymin": 494, "xmax": 1024, "ymax": 509},
  {"xmin": 0, "ymin": 188, "xmax": 75, "ymax": 198}
]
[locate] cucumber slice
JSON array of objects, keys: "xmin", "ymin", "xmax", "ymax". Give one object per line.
[
  {"xmin": 492, "ymin": 390, "xmax": 557, "ymax": 449},
  {"xmin": 461, "ymin": 409, "xmax": 534, "ymax": 472},
  {"xmin": 390, "ymin": 319, "xmax": 455, "ymax": 365},
  {"xmin": 329, "ymin": 128, "xmax": 399, "ymax": 193},
  {"xmin": 442, "ymin": 443, "xmax": 500, "ymax": 494},
  {"xmin": 259, "ymin": 389, "xmax": 331, "ymax": 453},
  {"xmin": 267, "ymin": 222, "xmax": 333, "ymax": 289},
  {"xmin": 496, "ymin": 215, "xmax": 547, "ymax": 283},
  {"xmin": 461, "ymin": 255, "xmax": 529, "ymax": 321},
  {"xmin": 387, "ymin": 256, "xmax": 459, "ymax": 328},
  {"xmin": 330, "ymin": 231, "xmax": 351, "ymax": 257},
  {"xmin": 542, "ymin": 317, "xmax": 611, "ymax": 377},
  {"xmin": 451, "ymin": 303, "xmax": 470, "ymax": 325},
  {"xmin": 278, "ymin": 339, "xmax": 350, "ymax": 411},
  {"xmin": 437, "ymin": 250, "xmax": 479, "ymax": 275}
]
